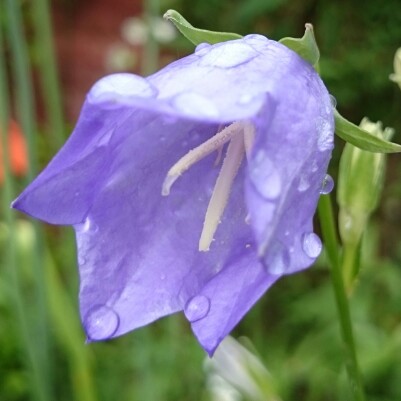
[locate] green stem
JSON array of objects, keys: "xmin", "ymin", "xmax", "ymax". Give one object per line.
[
  {"xmin": 318, "ymin": 195, "xmax": 366, "ymax": 401},
  {"xmin": 342, "ymin": 242, "xmax": 360, "ymax": 294}
]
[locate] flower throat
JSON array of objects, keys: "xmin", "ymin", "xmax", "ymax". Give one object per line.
[{"xmin": 162, "ymin": 121, "xmax": 255, "ymax": 251}]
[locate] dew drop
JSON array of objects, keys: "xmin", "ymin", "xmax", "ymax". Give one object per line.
[
  {"xmin": 238, "ymin": 94, "xmax": 254, "ymax": 105},
  {"xmin": 172, "ymin": 92, "xmax": 219, "ymax": 119},
  {"xmin": 249, "ymin": 150, "xmax": 281, "ymax": 200},
  {"xmin": 329, "ymin": 94, "xmax": 337, "ymax": 108},
  {"xmin": 97, "ymin": 129, "xmax": 113, "ymax": 147},
  {"xmin": 199, "ymin": 42, "xmax": 258, "ymax": 68},
  {"xmin": 88, "ymin": 73, "xmax": 158, "ymax": 105},
  {"xmin": 184, "ymin": 295, "xmax": 211, "ymax": 322},
  {"xmin": 316, "ymin": 117, "xmax": 334, "ymax": 152},
  {"xmin": 76, "ymin": 217, "xmax": 99, "ymax": 234},
  {"xmin": 82, "ymin": 218, "xmax": 91, "ymax": 232},
  {"xmin": 244, "ymin": 34, "xmax": 268, "ymax": 43},
  {"xmin": 302, "ymin": 232, "xmax": 322, "ymax": 259},
  {"xmin": 311, "ymin": 160, "xmax": 318, "ymax": 172},
  {"xmin": 78, "ymin": 254, "xmax": 87, "ymax": 265},
  {"xmin": 320, "ymin": 174, "xmax": 334, "ymax": 195},
  {"xmin": 195, "ymin": 42, "xmax": 211, "ymax": 55},
  {"xmin": 85, "ymin": 305, "xmax": 120, "ymax": 341},
  {"xmin": 297, "ymin": 175, "xmax": 310, "ymax": 192},
  {"xmin": 238, "ymin": 92, "xmax": 265, "ymax": 107},
  {"xmin": 268, "ymin": 248, "xmax": 290, "ymax": 275}
]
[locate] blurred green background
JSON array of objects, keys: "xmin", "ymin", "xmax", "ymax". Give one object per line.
[{"xmin": 1, "ymin": 0, "xmax": 401, "ymax": 400}]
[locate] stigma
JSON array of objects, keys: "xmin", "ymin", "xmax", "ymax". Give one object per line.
[{"xmin": 162, "ymin": 121, "xmax": 255, "ymax": 251}]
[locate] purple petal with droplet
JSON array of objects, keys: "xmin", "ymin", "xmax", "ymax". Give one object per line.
[{"xmin": 12, "ymin": 36, "xmax": 334, "ymax": 353}]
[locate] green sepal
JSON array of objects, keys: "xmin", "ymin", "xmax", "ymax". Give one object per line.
[
  {"xmin": 335, "ymin": 109, "xmax": 400, "ymax": 153},
  {"xmin": 163, "ymin": 10, "xmax": 242, "ymax": 46},
  {"xmin": 279, "ymin": 24, "xmax": 320, "ymax": 67}
]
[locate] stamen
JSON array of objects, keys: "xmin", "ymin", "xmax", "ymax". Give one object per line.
[
  {"xmin": 162, "ymin": 120, "xmax": 257, "ymax": 252},
  {"xmin": 213, "ymin": 124, "xmax": 225, "ymax": 166},
  {"xmin": 243, "ymin": 122, "xmax": 255, "ymax": 159},
  {"xmin": 213, "ymin": 145, "xmax": 224, "ymax": 167},
  {"xmin": 162, "ymin": 122, "xmax": 243, "ymax": 196},
  {"xmin": 199, "ymin": 134, "xmax": 245, "ymax": 251}
]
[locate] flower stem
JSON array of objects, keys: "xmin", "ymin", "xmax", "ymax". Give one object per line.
[
  {"xmin": 318, "ymin": 194, "xmax": 366, "ymax": 401},
  {"xmin": 342, "ymin": 241, "xmax": 360, "ymax": 294}
]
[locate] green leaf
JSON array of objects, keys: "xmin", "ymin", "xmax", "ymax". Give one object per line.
[
  {"xmin": 163, "ymin": 9, "xmax": 242, "ymax": 46},
  {"xmin": 279, "ymin": 23, "xmax": 320, "ymax": 67},
  {"xmin": 334, "ymin": 110, "xmax": 400, "ymax": 153}
]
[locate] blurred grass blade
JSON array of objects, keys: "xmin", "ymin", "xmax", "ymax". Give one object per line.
[
  {"xmin": 31, "ymin": 0, "xmax": 65, "ymax": 149},
  {"xmin": 45, "ymin": 250, "xmax": 98, "ymax": 401},
  {"xmin": 279, "ymin": 23, "xmax": 320, "ymax": 67},
  {"xmin": 5, "ymin": 0, "xmax": 52, "ymax": 399},
  {"xmin": 0, "ymin": 11, "xmax": 47, "ymax": 401},
  {"xmin": 335, "ymin": 110, "xmax": 401, "ymax": 153},
  {"xmin": 142, "ymin": 0, "xmax": 160, "ymax": 75},
  {"xmin": 163, "ymin": 9, "xmax": 242, "ymax": 45}
]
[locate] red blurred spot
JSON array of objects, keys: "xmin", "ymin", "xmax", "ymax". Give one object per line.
[{"xmin": 0, "ymin": 120, "xmax": 28, "ymax": 184}]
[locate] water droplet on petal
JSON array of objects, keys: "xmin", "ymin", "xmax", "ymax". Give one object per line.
[
  {"xmin": 302, "ymin": 232, "xmax": 322, "ymax": 258},
  {"xmin": 329, "ymin": 94, "xmax": 337, "ymax": 108},
  {"xmin": 97, "ymin": 129, "xmax": 113, "ymax": 147},
  {"xmin": 184, "ymin": 295, "xmax": 210, "ymax": 322},
  {"xmin": 320, "ymin": 174, "xmax": 334, "ymax": 195},
  {"xmin": 249, "ymin": 150, "xmax": 281, "ymax": 200},
  {"xmin": 238, "ymin": 92, "xmax": 265, "ymax": 108},
  {"xmin": 195, "ymin": 42, "xmax": 211, "ymax": 55},
  {"xmin": 244, "ymin": 34, "xmax": 268, "ymax": 43},
  {"xmin": 311, "ymin": 160, "xmax": 318, "ymax": 172},
  {"xmin": 316, "ymin": 117, "xmax": 334, "ymax": 152},
  {"xmin": 85, "ymin": 305, "xmax": 119, "ymax": 340},
  {"xmin": 199, "ymin": 42, "xmax": 258, "ymax": 68},
  {"xmin": 269, "ymin": 248, "xmax": 290, "ymax": 275},
  {"xmin": 75, "ymin": 217, "xmax": 99, "ymax": 234},
  {"xmin": 297, "ymin": 175, "xmax": 310, "ymax": 192},
  {"xmin": 172, "ymin": 92, "xmax": 219, "ymax": 119},
  {"xmin": 78, "ymin": 254, "xmax": 87, "ymax": 265},
  {"xmin": 239, "ymin": 93, "xmax": 254, "ymax": 105},
  {"xmin": 89, "ymin": 73, "xmax": 158, "ymax": 105}
]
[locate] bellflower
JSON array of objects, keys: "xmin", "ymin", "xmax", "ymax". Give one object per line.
[{"xmin": 12, "ymin": 35, "xmax": 334, "ymax": 354}]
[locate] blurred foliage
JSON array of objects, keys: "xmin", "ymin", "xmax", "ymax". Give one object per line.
[{"xmin": 1, "ymin": 0, "xmax": 401, "ymax": 400}]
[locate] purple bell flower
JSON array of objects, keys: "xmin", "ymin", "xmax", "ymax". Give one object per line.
[{"xmin": 12, "ymin": 34, "xmax": 334, "ymax": 355}]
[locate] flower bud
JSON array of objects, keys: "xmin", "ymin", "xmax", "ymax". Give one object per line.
[
  {"xmin": 337, "ymin": 118, "xmax": 394, "ymax": 245},
  {"xmin": 390, "ymin": 48, "xmax": 401, "ymax": 90}
]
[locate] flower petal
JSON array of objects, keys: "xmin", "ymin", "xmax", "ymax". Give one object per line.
[
  {"xmin": 245, "ymin": 55, "xmax": 333, "ymax": 275},
  {"xmin": 12, "ymin": 100, "xmax": 134, "ymax": 224},
  {"xmin": 190, "ymin": 253, "xmax": 279, "ymax": 355}
]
